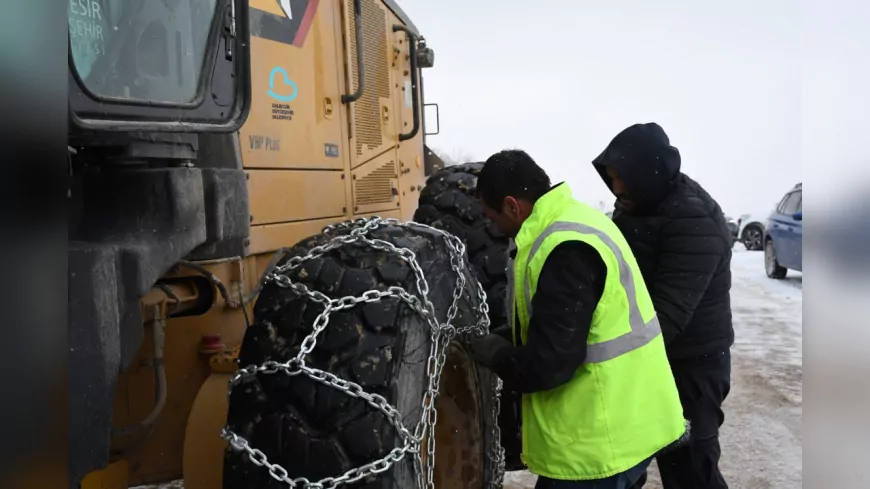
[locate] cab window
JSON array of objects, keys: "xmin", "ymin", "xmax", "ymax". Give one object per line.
[{"xmin": 69, "ymin": 0, "xmax": 219, "ymax": 103}]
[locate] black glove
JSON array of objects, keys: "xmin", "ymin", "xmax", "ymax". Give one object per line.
[
  {"xmin": 490, "ymin": 323, "xmax": 512, "ymax": 343},
  {"xmin": 470, "ymin": 334, "xmax": 512, "ymax": 368}
]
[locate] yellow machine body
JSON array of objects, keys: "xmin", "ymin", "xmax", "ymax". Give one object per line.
[{"xmin": 85, "ymin": 0, "xmax": 429, "ymax": 486}]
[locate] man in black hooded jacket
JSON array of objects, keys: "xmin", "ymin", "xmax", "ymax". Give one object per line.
[{"xmin": 592, "ymin": 123, "xmax": 733, "ymax": 489}]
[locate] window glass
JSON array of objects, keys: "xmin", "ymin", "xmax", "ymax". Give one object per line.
[
  {"xmin": 69, "ymin": 0, "xmax": 219, "ymax": 103},
  {"xmin": 776, "ymin": 193, "xmax": 789, "ymax": 213},
  {"xmin": 782, "ymin": 191, "xmax": 801, "ymax": 215}
]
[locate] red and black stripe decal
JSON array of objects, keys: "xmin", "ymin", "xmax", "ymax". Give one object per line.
[{"xmin": 249, "ymin": 0, "xmax": 320, "ymax": 47}]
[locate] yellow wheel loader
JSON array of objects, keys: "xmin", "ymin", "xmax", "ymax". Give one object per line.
[{"xmin": 68, "ymin": 1, "xmax": 517, "ymax": 488}]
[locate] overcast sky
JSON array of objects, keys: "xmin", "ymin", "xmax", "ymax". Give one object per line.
[{"xmin": 402, "ymin": 0, "xmax": 804, "ymax": 216}]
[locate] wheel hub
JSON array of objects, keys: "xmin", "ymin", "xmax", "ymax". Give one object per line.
[
  {"xmin": 746, "ymin": 229, "xmax": 761, "ymax": 249},
  {"xmin": 432, "ymin": 341, "xmax": 485, "ymax": 489}
]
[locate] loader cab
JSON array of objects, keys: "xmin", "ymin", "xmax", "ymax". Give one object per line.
[{"xmin": 68, "ymin": 0, "xmax": 251, "ymax": 133}]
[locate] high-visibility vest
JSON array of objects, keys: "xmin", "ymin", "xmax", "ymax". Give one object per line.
[{"xmin": 508, "ymin": 183, "xmax": 685, "ymax": 480}]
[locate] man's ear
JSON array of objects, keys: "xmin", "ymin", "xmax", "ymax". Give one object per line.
[{"xmin": 503, "ymin": 196, "xmax": 520, "ymax": 217}]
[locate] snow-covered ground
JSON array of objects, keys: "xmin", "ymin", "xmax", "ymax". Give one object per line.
[
  {"xmin": 138, "ymin": 246, "xmax": 802, "ymax": 489},
  {"xmin": 505, "ymin": 245, "xmax": 803, "ymax": 489}
]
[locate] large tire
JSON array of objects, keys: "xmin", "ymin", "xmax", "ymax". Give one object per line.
[
  {"xmin": 414, "ymin": 163, "xmax": 509, "ymax": 328},
  {"xmin": 223, "ymin": 221, "xmax": 502, "ymax": 489},
  {"xmin": 414, "ymin": 164, "xmax": 524, "ymax": 472}
]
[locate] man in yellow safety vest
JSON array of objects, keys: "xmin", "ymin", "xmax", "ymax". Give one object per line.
[{"xmin": 469, "ymin": 149, "xmax": 688, "ymax": 489}]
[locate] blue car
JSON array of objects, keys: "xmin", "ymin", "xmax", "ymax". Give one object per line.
[{"xmin": 764, "ymin": 183, "xmax": 802, "ymax": 278}]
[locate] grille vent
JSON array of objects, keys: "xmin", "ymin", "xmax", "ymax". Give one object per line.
[
  {"xmin": 355, "ymin": 160, "xmax": 397, "ymax": 206},
  {"xmin": 347, "ymin": 0, "xmax": 390, "ymax": 157}
]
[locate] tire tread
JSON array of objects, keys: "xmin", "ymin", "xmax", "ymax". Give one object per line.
[{"xmin": 224, "ymin": 223, "xmax": 496, "ymax": 488}]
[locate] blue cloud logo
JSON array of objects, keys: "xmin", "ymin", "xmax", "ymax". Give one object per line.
[{"xmin": 267, "ymin": 67, "xmax": 298, "ymax": 102}]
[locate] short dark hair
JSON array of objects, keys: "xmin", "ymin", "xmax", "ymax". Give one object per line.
[{"xmin": 477, "ymin": 149, "xmax": 551, "ymax": 211}]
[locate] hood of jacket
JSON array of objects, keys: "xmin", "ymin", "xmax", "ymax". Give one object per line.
[{"xmin": 592, "ymin": 122, "xmax": 682, "ymax": 215}]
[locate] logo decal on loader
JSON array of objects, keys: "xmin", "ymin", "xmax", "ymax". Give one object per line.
[{"xmin": 267, "ymin": 67, "xmax": 298, "ymax": 102}]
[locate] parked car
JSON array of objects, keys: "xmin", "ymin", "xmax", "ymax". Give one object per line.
[
  {"xmin": 764, "ymin": 183, "xmax": 802, "ymax": 278},
  {"xmin": 725, "ymin": 215, "xmax": 739, "ymax": 245},
  {"xmin": 738, "ymin": 213, "xmax": 766, "ymax": 251}
]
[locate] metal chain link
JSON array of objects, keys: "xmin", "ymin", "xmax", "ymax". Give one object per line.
[{"xmin": 222, "ymin": 217, "xmax": 504, "ymax": 489}]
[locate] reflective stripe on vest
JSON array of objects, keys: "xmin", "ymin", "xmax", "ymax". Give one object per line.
[{"xmin": 524, "ymin": 221, "xmax": 662, "ymax": 363}]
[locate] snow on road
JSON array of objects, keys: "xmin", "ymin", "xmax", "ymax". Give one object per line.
[
  {"xmin": 505, "ymin": 245, "xmax": 803, "ymax": 489},
  {"xmin": 138, "ymin": 246, "xmax": 802, "ymax": 489}
]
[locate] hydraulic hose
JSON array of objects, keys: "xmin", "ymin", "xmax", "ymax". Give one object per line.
[{"xmin": 111, "ymin": 305, "xmax": 167, "ymax": 440}]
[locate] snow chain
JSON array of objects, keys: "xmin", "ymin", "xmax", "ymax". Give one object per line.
[{"xmin": 221, "ymin": 217, "xmax": 506, "ymax": 489}]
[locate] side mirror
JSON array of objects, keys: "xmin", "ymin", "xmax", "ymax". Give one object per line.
[{"xmin": 793, "ymin": 211, "xmax": 802, "ymax": 221}]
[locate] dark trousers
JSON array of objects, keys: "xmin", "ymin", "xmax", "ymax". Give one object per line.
[
  {"xmin": 535, "ymin": 457, "xmax": 651, "ymax": 489},
  {"xmin": 633, "ymin": 349, "xmax": 731, "ymax": 489}
]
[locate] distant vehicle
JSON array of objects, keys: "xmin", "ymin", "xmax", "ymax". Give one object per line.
[
  {"xmin": 725, "ymin": 215, "xmax": 739, "ymax": 245},
  {"xmin": 764, "ymin": 183, "xmax": 802, "ymax": 278},
  {"xmin": 738, "ymin": 213, "xmax": 766, "ymax": 251}
]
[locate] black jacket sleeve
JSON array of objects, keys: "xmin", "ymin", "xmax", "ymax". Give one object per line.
[
  {"xmin": 491, "ymin": 241, "xmax": 606, "ymax": 394},
  {"xmin": 491, "ymin": 323, "xmax": 512, "ymax": 343},
  {"xmin": 650, "ymin": 214, "xmax": 726, "ymax": 345}
]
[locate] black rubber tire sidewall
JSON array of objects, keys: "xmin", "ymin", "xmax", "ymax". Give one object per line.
[
  {"xmin": 414, "ymin": 163, "xmax": 510, "ymax": 329},
  {"xmin": 415, "ymin": 164, "xmax": 527, "ymax": 473},
  {"xmin": 765, "ymin": 239, "xmax": 788, "ymax": 279},
  {"xmin": 223, "ymin": 223, "xmax": 498, "ymax": 489}
]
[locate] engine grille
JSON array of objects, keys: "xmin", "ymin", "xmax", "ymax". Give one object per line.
[
  {"xmin": 347, "ymin": 0, "xmax": 390, "ymax": 158},
  {"xmin": 354, "ymin": 159, "xmax": 397, "ymax": 206}
]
